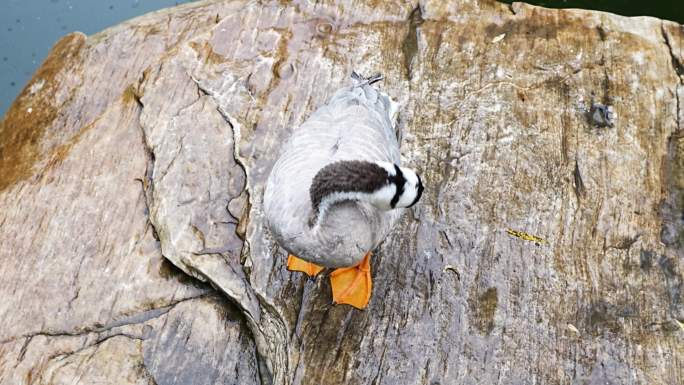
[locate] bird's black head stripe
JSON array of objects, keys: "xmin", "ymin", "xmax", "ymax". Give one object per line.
[{"xmin": 390, "ymin": 164, "xmax": 405, "ymax": 208}]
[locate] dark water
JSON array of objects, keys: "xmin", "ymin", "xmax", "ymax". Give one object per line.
[
  {"xmin": 499, "ymin": 0, "xmax": 684, "ymax": 24},
  {"xmin": 1, "ymin": 1, "xmax": 683, "ymax": 118},
  {"xmin": 0, "ymin": 0, "xmax": 196, "ymax": 118}
]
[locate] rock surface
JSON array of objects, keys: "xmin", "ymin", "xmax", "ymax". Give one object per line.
[{"xmin": 1, "ymin": 0, "xmax": 682, "ymax": 384}]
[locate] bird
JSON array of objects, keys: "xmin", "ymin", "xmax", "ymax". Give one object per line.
[{"xmin": 263, "ymin": 72, "xmax": 423, "ymax": 309}]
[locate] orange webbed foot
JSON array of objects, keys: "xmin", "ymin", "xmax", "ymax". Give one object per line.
[
  {"xmin": 330, "ymin": 252, "xmax": 372, "ymax": 309},
  {"xmin": 287, "ymin": 254, "xmax": 324, "ymax": 277}
]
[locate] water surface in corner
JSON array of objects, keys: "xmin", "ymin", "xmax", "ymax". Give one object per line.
[
  {"xmin": 0, "ymin": 0, "xmax": 197, "ymax": 117},
  {"xmin": 499, "ymin": 0, "xmax": 684, "ymax": 24}
]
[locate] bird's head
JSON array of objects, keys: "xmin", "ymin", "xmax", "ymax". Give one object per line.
[
  {"xmin": 309, "ymin": 160, "xmax": 424, "ymax": 227},
  {"xmin": 387, "ymin": 164, "xmax": 424, "ymax": 209}
]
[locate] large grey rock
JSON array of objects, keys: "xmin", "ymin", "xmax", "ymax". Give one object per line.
[{"xmin": 0, "ymin": 0, "xmax": 682, "ymax": 384}]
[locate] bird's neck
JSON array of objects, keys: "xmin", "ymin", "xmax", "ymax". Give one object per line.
[{"xmin": 308, "ymin": 160, "xmax": 398, "ymax": 227}]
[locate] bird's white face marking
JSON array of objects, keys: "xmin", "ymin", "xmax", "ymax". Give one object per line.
[
  {"xmin": 368, "ymin": 183, "xmax": 397, "ymax": 210},
  {"xmin": 394, "ymin": 166, "xmax": 423, "ymax": 208},
  {"xmin": 358, "ymin": 163, "xmax": 423, "ymax": 210}
]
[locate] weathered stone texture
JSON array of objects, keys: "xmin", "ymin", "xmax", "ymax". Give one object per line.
[{"xmin": 1, "ymin": 0, "xmax": 682, "ymax": 384}]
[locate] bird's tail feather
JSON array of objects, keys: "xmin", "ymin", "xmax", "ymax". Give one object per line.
[{"xmin": 351, "ymin": 71, "xmax": 383, "ymax": 87}]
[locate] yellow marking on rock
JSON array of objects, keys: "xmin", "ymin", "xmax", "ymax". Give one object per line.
[{"xmin": 506, "ymin": 229, "xmax": 546, "ymax": 245}]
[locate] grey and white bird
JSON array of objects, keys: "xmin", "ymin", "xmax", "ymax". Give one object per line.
[{"xmin": 263, "ymin": 72, "xmax": 423, "ymax": 309}]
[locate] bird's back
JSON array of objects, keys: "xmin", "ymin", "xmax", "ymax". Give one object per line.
[{"xmin": 282, "ymin": 84, "xmax": 399, "ymax": 167}]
